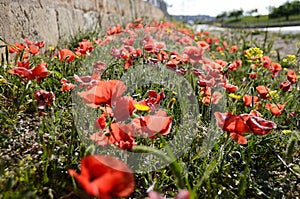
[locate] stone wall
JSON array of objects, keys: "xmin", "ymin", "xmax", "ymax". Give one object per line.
[{"xmin": 0, "ymin": 0, "xmax": 165, "ymax": 46}]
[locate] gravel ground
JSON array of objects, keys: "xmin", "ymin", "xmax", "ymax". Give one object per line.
[{"xmin": 250, "ymin": 32, "xmax": 299, "ymax": 58}]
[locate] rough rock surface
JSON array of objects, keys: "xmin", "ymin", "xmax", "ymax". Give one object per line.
[{"xmin": 0, "ymin": 0, "xmax": 164, "ymax": 46}]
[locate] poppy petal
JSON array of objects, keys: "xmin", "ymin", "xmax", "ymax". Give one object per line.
[
  {"xmin": 69, "ymin": 155, "xmax": 135, "ymax": 198},
  {"xmin": 247, "ymin": 116, "xmax": 277, "ymax": 135},
  {"xmin": 230, "ymin": 132, "xmax": 247, "ymax": 145}
]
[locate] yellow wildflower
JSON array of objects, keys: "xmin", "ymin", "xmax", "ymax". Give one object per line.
[
  {"xmin": 228, "ymin": 93, "xmax": 241, "ymax": 99},
  {"xmin": 134, "ymin": 104, "xmax": 150, "ymax": 111},
  {"xmin": 48, "ymin": 45, "xmax": 55, "ymax": 51},
  {"xmin": 282, "ymin": 130, "xmax": 292, "ymax": 134},
  {"xmin": 244, "ymin": 47, "xmax": 263, "ymax": 60},
  {"xmin": 282, "ymin": 54, "xmax": 297, "ymax": 66},
  {"xmin": 266, "ymin": 90, "xmax": 279, "ymax": 98}
]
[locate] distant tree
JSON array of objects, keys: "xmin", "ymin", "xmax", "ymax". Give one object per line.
[
  {"xmin": 216, "ymin": 11, "xmax": 227, "ymax": 22},
  {"xmin": 269, "ymin": 0, "xmax": 300, "ymax": 20},
  {"xmin": 246, "ymin": 8, "xmax": 258, "ymax": 16},
  {"xmin": 228, "ymin": 9, "xmax": 244, "ymax": 20},
  {"xmin": 290, "ymin": 0, "xmax": 300, "ymax": 15},
  {"xmin": 281, "ymin": 2, "xmax": 292, "ymax": 21}
]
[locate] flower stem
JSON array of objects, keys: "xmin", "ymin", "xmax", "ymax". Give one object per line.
[
  {"xmin": 133, "ymin": 144, "xmax": 185, "ymax": 189},
  {"xmin": 13, "ymin": 80, "xmax": 32, "ymax": 115}
]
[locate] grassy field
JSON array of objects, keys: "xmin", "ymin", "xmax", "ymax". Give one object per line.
[
  {"xmin": 0, "ymin": 18, "xmax": 299, "ymax": 199},
  {"xmin": 219, "ymin": 14, "xmax": 300, "ymax": 28}
]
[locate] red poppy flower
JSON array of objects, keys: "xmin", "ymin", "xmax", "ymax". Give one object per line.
[
  {"xmin": 201, "ymin": 86, "xmax": 211, "ymax": 96},
  {"xmin": 211, "ymin": 91, "xmax": 222, "ymax": 104},
  {"xmin": 17, "ymin": 60, "xmax": 30, "ymax": 69},
  {"xmin": 261, "ymin": 56, "xmax": 271, "ymax": 68},
  {"xmin": 214, "ymin": 112, "xmax": 231, "ymax": 130},
  {"xmin": 166, "ymin": 59, "xmax": 180, "ymax": 69},
  {"xmin": 94, "ymin": 113, "xmax": 107, "ymax": 130},
  {"xmin": 229, "ymin": 132, "xmax": 248, "ymax": 145},
  {"xmin": 269, "ymin": 62, "xmax": 282, "ymax": 77},
  {"xmin": 145, "ymin": 90, "xmax": 165, "ymax": 107},
  {"xmin": 68, "ymin": 155, "xmax": 135, "ymax": 199},
  {"xmin": 180, "ymin": 36, "xmax": 193, "ymax": 46},
  {"xmin": 222, "ymin": 41, "xmax": 229, "ymax": 49},
  {"xmin": 60, "ymin": 78, "xmax": 75, "ymax": 91},
  {"xmin": 124, "ymin": 58, "xmax": 133, "ymax": 69},
  {"xmin": 256, "ymin": 85, "xmax": 270, "ymax": 99},
  {"xmin": 215, "ymin": 59, "xmax": 228, "ymax": 68},
  {"xmin": 24, "ymin": 38, "xmax": 34, "ymax": 45},
  {"xmin": 202, "ymin": 95, "xmax": 211, "ymax": 106},
  {"xmin": 198, "ymin": 74, "xmax": 218, "ymax": 87},
  {"xmin": 201, "ymin": 89, "xmax": 222, "ymax": 105},
  {"xmin": 121, "ymin": 38, "xmax": 135, "ymax": 46},
  {"xmin": 90, "ymin": 122, "xmax": 136, "ymax": 151},
  {"xmin": 224, "ymin": 83, "xmax": 238, "ymax": 93},
  {"xmin": 58, "ymin": 49, "xmax": 76, "ymax": 62},
  {"xmin": 215, "ymin": 112, "xmax": 277, "ymax": 144},
  {"xmin": 8, "ymin": 67, "xmax": 32, "ymax": 80},
  {"xmin": 8, "ymin": 62, "xmax": 49, "ymax": 82},
  {"xmin": 34, "ymin": 90, "xmax": 55, "ymax": 110},
  {"xmin": 75, "ymin": 39, "xmax": 94, "ymax": 56},
  {"xmin": 132, "ymin": 110, "xmax": 172, "ymax": 139},
  {"xmin": 249, "ymin": 72, "xmax": 257, "ymax": 80},
  {"xmin": 28, "ymin": 45, "xmax": 39, "ymax": 55},
  {"xmin": 265, "ymin": 103, "xmax": 286, "ymax": 115},
  {"xmin": 74, "ymin": 70, "xmax": 101, "ymax": 88},
  {"xmin": 214, "ymin": 112, "xmax": 251, "ymax": 144},
  {"xmin": 77, "ymin": 80, "xmax": 126, "ymax": 108},
  {"xmin": 112, "ymin": 96, "xmax": 137, "ymax": 121},
  {"xmin": 8, "ymin": 43, "xmax": 26, "ymax": 53},
  {"xmin": 230, "ymin": 45, "xmax": 238, "ymax": 53},
  {"xmin": 155, "ymin": 42, "xmax": 166, "ymax": 51},
  {"xmin": 111, "ymin": 45, "xmax": 134, "ymax": 59},
  {"xmin": 246, "ymin": 116, "xmax": 277, "ymax": 135},
  {"xmin": 24, "ymin": 39, "xmax": 44, "ymax": 48},
  {"xmin": 134, "ymin": 17, "xmax": 143, "ymax": 23},
  {"xmin": 175, "ymin": 68, "xmax": 187, "ymax": 76},
  {"xmin": 216, "ymin": 46, "xmax": 224, "ymax": 52},
  {"xmin": 280, "ymin": 80, "xmax": 292, "ymax": 92},
  {"xmin": 143, "ymin": 36, "xmax": 155, "ymax": 51},
  {"xmin": 249, "ymin": 110, "xmax": 261, "ymax": 117},
  {"xmin": 34, "ymin": 41, "xmax": 45, "ymax": 49},
  {"xmin": 31, "ymin": 63, "xmax": 49, "ymax": 82},
  {"xmin": 287, "ymin": 70, "xmax": 297, "ymax": 84},
  {"xmin": 156, "ymin": 50, "xmax": 169, "ymax": 62},
  {"xmin": 215, "ymin": 112, "xmax": 250, "ymax": 134},
  {"xmin": 106, "ymin": 24, "xmax": 122, "ymax": 35},
  {"xmin": 22, "ymin": 52, "xmax": 29, "ymax": 60},
  {"xmin": 169, "ymin": 51, "xmax": 189, "ymax": 65},
  {"xmin": 183, "ymin": 46, "xmax": 203, "ymax": 64},
  {"xmin": 243, "ymin": 94, "xmax": 259, "ymax": 107},
  {"xmin": 93, "ymin": 61, "xmax": 106, "ymax": 72},
  {"xmin": 228, "ymin": 59, "xmax": 242, "ymax": 71},
  {"xmin": 197, "ymin": 40, "xmax": 210, "ymax": 50}
]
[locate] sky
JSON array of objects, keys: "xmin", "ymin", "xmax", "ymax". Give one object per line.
[{"xmin": 163, "ymin": 0, "xmax": 289, "ymax": 17}]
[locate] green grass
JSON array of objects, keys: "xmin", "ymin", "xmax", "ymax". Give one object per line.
[{"xmin": 221, "ymin": 14, "xmax": 300, "ymax": 27}]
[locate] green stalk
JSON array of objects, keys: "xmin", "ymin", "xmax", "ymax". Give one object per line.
[
  {"xmin": 133, "ymin": 143, "xmax": 185, "ymax": 189},
  {"xmin": 13, "ymin": 80, "xmax": 32, "ymax": 115}
]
